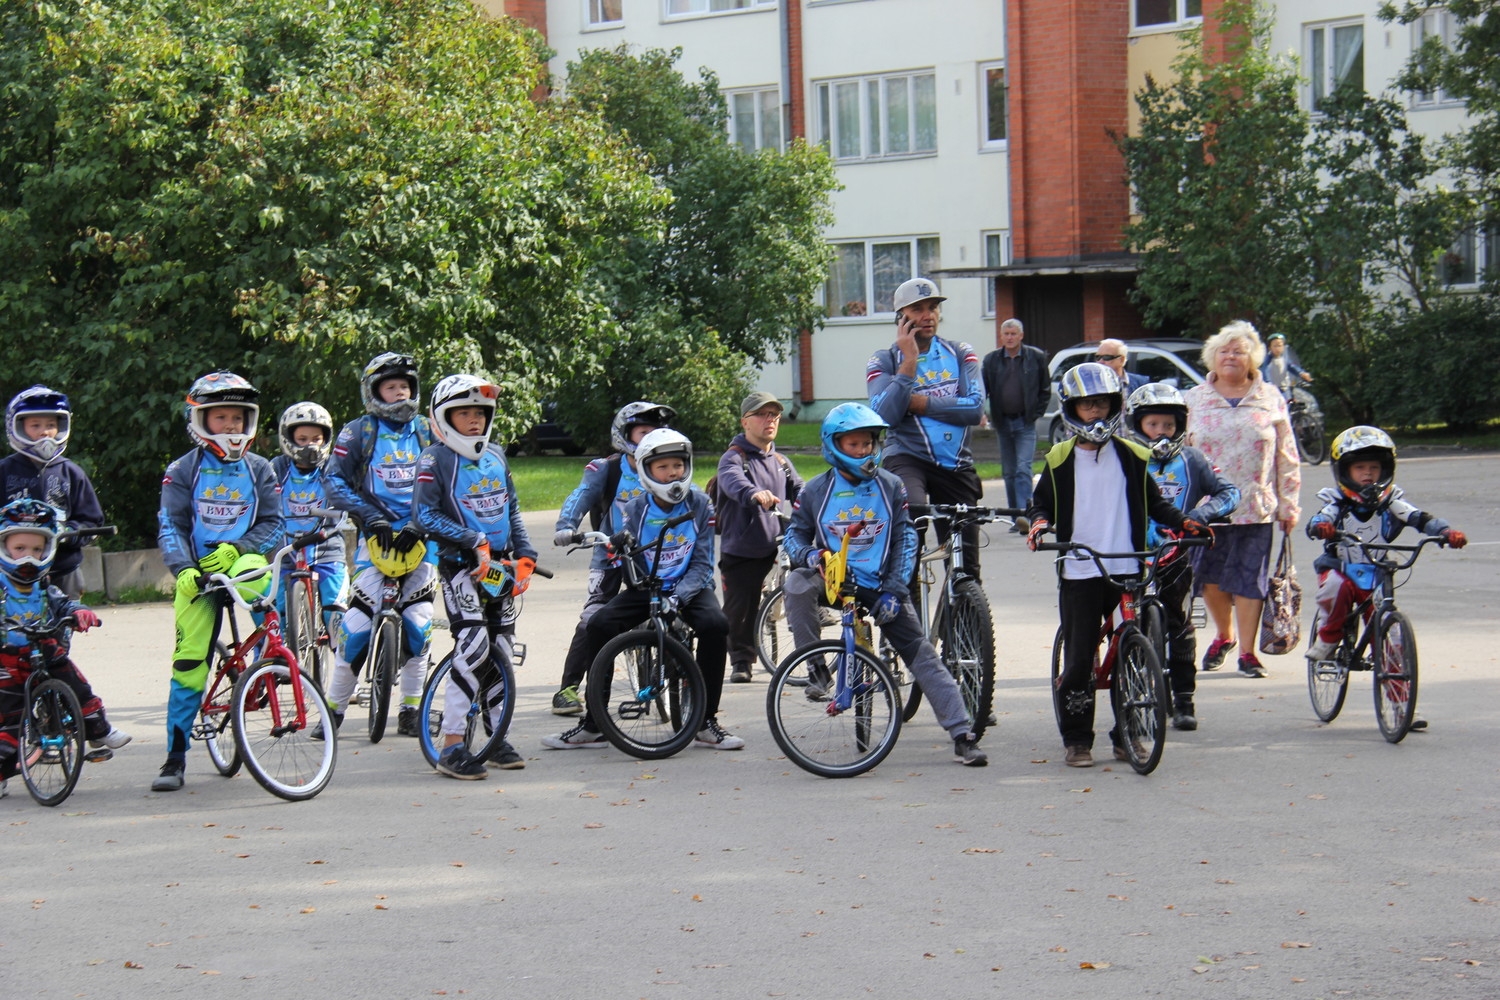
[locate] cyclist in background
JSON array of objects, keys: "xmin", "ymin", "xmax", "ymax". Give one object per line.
[{"xmin": 271, "ymin": 402, "xmax": 347, "ymax": 631}]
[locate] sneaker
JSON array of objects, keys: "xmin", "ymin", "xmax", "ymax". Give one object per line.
[
  {"xmin": 1307, "ymin": 638, "xmax": 1336, "ymax": 662},
  {"xmin": 151, "ymin": 759, "xmax": 185, "ymax": 792},
  {"xmin": 540, "ymin": 724, "xmax": 608, "ymax": 749},
  {"xmin": 694, "ymin": 717, "xmax": 745, "ymax": 750},
  {"xmin": 551, "ymin": 686, "xmax": 583, "ymax": 716},
  {"xmin": 1064, "ymin": 745, "xmax": 1093, "ymax": 768},
  {"xmin": 309, "ymin": 712, "xmax": 344, "ymax": 742},
  {"xmin": 1202, "ymin": 637, "xmax": 1236, "ymax": 671},
  {"xmin": 730, "ymin": 665, "xmax": 753, "ymax": 684},
  {"xmin": 954, "ymin": 734, "xmax": 987, "ymax": 767},
  {"xmin": 1112, "ymin": 739, "xmax": 1145, "ymax": 762},
  {"xmin": 804, "ymin": 665, "xmax": 831, "ymax": 702},
  {"xmin": 1237, "ymin": 653, "xmax": 1267, "ymax": 678},
  {"xmin": 485, "ymin": 740, "xmax": 526, "ymax": 770},
  {"xmin": 1171, "ymin": 698, "xmax": 1198, "ymax": 732},
  {"xmin": 436, "ymin": 744, "xmax": 487, "ymax": 780},
  {"xmin": 88, "ymin": 727, "xmax": 132, "ymax": 751},
  {"xmin": 396, "ymin": 706, "xmax": 420, "ymax": 737},
  {"xmin": 1410, "ymin": 717, "xmax": 1428, "ymax": 731}
]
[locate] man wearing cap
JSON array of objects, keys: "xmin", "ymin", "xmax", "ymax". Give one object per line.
[
  {"xmin": 866, "ymin": 277, "xmax": 985, "ymax": 585},
  {"xmin": 1096, "ymin": 339, "xmax": 1150, "ymax": 395},
  {"xmin": 980, "ymin": 317, "xmax": 1050, "ymax": 521},
  {"xmin": 717, "ymin": 392, "xmax": 804, "ymax": 683}
]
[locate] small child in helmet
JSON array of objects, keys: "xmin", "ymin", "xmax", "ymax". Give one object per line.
[
  {"xmin": 155, "ymin": 372, "xmax": 282, "ymax": 791},
  {"xmin": 271, "ymin": 402, "xmax": 348, "ymax": 632},
  {"xmin": 781, "ymin": 402, "xmax": 989, "ymax": 767},
  {"xmin": 413, "ymin": 375, "xmax": 537, "ymax": 779},
  {"xmin": 542, "ymin": 428, "xmax": 739, "ymax": 752},
  {"xmin": 0, "ymin": 498, "xmax": 111, "ymax": 796},
  {"xmin": 1305, "ymin": 426, "xmax": 1466, "ymax": 730}
]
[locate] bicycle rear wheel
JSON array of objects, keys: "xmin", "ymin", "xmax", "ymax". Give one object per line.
[
  {"xmin": 1110, "ymin": 628, "xmax": 1167, "ymax": 775},
  {"xmin": 231, "ymin": 656, "xmax": 337, "ymax": 801},
  {"xmin": 199, "ymin": 641, "xmax": 242, "ymax": 777},
  {"xmin": 586, "ymin": 629, "xmax": 705, "ymax": 759},
  {"xmin": 285, "ymin": 576, "xmax": 323, "ymax": 691},
  {"xmin": 418, "ymin": 645, "xmax": 516, "ymax": 768},
  {"xmin": 1049, "ymin": 623, "xmax": 1066, "ymax": 732},
  {"xmin": 367, "ymin": 617, "xmax": 400, "ymax": 743},
  {"xmin": 756, "ymin": 586, "xmax": 839, "ymax": 678},
  {"xmin": 1295, "ymin": 413, "xmax": 1326, "ymax": 465},
  {"xmin": 767, "ymin": 641, "xmax": 901, "ymax": 778},
  {"xmin": 1374, "ymin": 611, "xmax": 1418, "ymax": 743},
  {"xmin": 1306, "ymin": 614, "xmax": 1350, "ymax": 723},
  {"xmin": 20, "ymin": 678, "xmax": 85, "ymax": 806},
  {"xmin": 943, "ymin": 579, "xmax": 997, "ymax": 739}
]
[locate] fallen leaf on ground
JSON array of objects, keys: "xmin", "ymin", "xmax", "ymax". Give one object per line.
[{"xmin": 1280, "ymin": 941, "xmax": 1312, "ymax": 949}]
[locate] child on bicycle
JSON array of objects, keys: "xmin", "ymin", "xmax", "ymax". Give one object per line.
[
  {"xmin": 1027, "ymin": 364, "xmax": 1209, "ymax": 768},
  {"xmin": 549, "ymin": 401, "xmax": 676, "ymax": 717},
  {"xmin": 414, "ymin": 375, "xmax": 537, "ymax": 779},
  {"xmin": 1305, "ymin": 426, "xmax": 1466, "ymax": 730},
  {"xmin": 271, "ymin": 402, "xmax": 348, "ymax": 630},
  {"xmin": 542, "ymin": 428, "xmax": 740, "ymax": 751},
  {"xmin": 325, "ymin": 353, "xmax": 437, "ymax": 739},
  {"xmin": 1125, "ymin": 384, "xmax": 1240, "ymax": 732},
  {"xmin": 781, "ymin": 402, "xmax": 988, "ymax": 767},
  {"xmin": 0, "ymin": 498, "xmax": 106, "ymax": 796},
  {"xmin": 155, "ymin": 372, "xmax": 282, "ymax": 791}
]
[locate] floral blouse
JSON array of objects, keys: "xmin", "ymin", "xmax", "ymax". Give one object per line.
[{"xmin": 1184, "ymin": 373, "xmax": 1300, "ymax": 526}]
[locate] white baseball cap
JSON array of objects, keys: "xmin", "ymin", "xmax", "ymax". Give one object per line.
[{"xmin": 892, "ymin": 277, "xmax": 947, "ymax": 312}]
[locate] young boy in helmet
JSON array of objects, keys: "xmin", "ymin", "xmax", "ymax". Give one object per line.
[
  {"xmin": 542, "ymin": 428, "xmax": 740, "ymax": 751},
  {"xmin": 1126, "ymin": 384, "xmax": 1240, "ymax": 731},
  {"xmin": 0, "ymin": 498, "xmax": 109, "ymax": 795},
  {"xmin": 325, "ymin": 353, "xmax": 437, "ymax": 739},
  {"xmin": 548, "ymin": 401, "xmax": 676, "ymax": 716},
  {"xmin": 1305, "ymin": 426, "xmax": 1466, "ymax": 730},
  {"xmin": 781, "ymin": 402, "xmax": 988, "ymax": 767},
  {"xmin": 272, "ymin": 402, "xmax": 348, "ymax": 631},
  {"xmin": 413, "ymin": 375, "xmax": 537, "ymax": 778},
  {"xmin": 1, "ymin": 386, "xmax": 107, "ymax": 600},
  {"xmin": 1027, "ymin": 364, "xmax": 1210, "ymax": 768},
  {"xmin": 155, "ymin": 371, "xmax": 282, "ymax": 791}
]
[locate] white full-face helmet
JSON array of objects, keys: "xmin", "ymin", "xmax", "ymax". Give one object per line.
[
  {"xmin": 635, "ymin": 428, "xmax": 693, "ymax": 506},
  {"xmin": 430, "ymin": 374, "xmax": 499, "ymax": 461},
  {"xmin": 278, "ymin": 401, "xmax": 335, "ymax": 467}
]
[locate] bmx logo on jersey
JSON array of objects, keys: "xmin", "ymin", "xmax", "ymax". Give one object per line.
[
  {"xmin": 830, "ymin": 509, "xmax": 886, "ymax": 551},
  {"xmin": 284, "ymin": 486, "xmax": 321, "ymax": 520},
  {"xmin": 375, "ymin": 449, "xmax": 418, "ymax": 489},
  {"xmin": 1154, "ymin": 474, "xmax": 1185, "ymax": 506},
  {"xmin": 460, "ymin": 476, "xmax": 511, "ymax": 523},
  {"xmin": 650, "ymin": 529, "xmax": 693, "ymax": 577},
  {"xmin": 197, "ymin": 484, "xmax": 253, "ymax": 530}
]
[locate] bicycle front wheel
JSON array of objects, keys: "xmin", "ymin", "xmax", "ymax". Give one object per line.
[
  {"xmin": 1049, "ymin": 623, "xmax": 1066, "ymax": 732},
  {"xmin": 1306, "ymin": 614, "xmax": 1349, "ymax": 723},
  {"xmin": 285, "ymin": 577, "xmax": 323, "ymax": 691},
  {"xmin": 767, "ymin": 641, "xmax": 901, "ymax": 778},
  {"xmin": 1295, "ymin": 413, "xmax": 1326, "ymax": 465},
  {"xmin": 20, "ymin": 678, "xmax": 85, "ymax": 806},
  {"xmin": 231, "ymin": 657, "xmax": 337, "ymax": 801},
  {"xmin": 1374, "ymin": 611, "xmax": 1419, "ymax": 743},
  {"xmin": 586, "ymin": 630, "xmax": 705, "ymax": 759},
  {"xmin": 418, "ymin": 645, "xmax": 516, "ymax": 769},
  {"xmin": 367, "ymin": 617, "xmax": 400, "ymax": 743},
  {"xmin": 200, "ymin": 641, "xmax": 242, "ymax": 777},
  {"xmin": 1110, "ymin": 628, "xmax": 1168, "ymax": 775},
  {"xmin": 942, "ymin": 579, "xmax": 997, "ymax": 739}
]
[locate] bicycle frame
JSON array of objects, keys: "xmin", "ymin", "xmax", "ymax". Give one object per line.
[
  {"xmin": 1317, "ymin": 534, "xmax": 1440, "ymax": 672},
  {"xmin": 909, "ymin": 504, "xmax": 1023, "ymax": 641}
]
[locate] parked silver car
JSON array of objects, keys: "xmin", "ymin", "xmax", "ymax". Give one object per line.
[{"xmin": 1037, "ymin": 338, "xmax": 1208, "ymax": 445}]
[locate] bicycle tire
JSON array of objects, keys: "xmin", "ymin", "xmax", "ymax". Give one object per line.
[
  {"xmin": 586, "ymin": 629, "xmax": 705, "ymax": 759},
  {"xmin": 756, "ymin": 586, "xmax": 839, "ymax": 678},
  {"xmin": 766, "ymin": 640, "xmax": 901, "ymax": 778},
  {"xmin": 20, "ymin": 678, "xmax": 85, "ymax": 806},
  {"xmin": 1373, "ymin": 611, "xmax": 1419, "ymax": 743},
  {"xmin": 1295, "ymin": 413, "xmax": 1326, "ymax": 465},
  {"xmin": 1306, "ymin": 614, "xmax": 1350, "ymax": 723},
  {"xmin": 1140, "ymin": 601, "xmax": 1169, "ymax": 705},
  {"xmin": 367, "ymin": 617, "xmax": 400, "ymax": 743},
  {"xmin": 231, "ymin": 656, "xmax": 337, "ymax": 801},
  {"xmin": 418, "ymin": 644, "xmax": 516, "ymax": 769},
  {"xmin": 1111, "ymin": 628, "xmax": 1168, "ymax": 775},
  {"xmin": 943, "ymin": 578, "xmax": 997, "ymax": 739},
  {"xmin": 200, "ymin": 640, "xmax": 242, "ymax": 777},
  {"xmin": 1049, "ymin": 623, "xmax": 1066, "ymax": 732},
  {"xmin": 285, "ymin": 576, "xmax": 323, "ymax": 691}
]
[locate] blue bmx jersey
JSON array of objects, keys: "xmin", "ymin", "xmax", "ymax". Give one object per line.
[
  {"xmin": 271, "ymin": 456, "xmax": 344, "ymax": 565},
  {"xmin": 617, "ymin": 490, "xmax": 715, "ymax": 598},
  {"xmin": 3, "ymin": 578, "xmax": 72, "ymax": 649},
  {"xmin": 810, "ymin": 476, "xmax": 895, "ymax": 591},
  {"xmin": 413, "ymin": 443, "xmax": 536, "ymax": 560},
  {"xmin": 327, "ymin": 415, "xmax": 435, "ymax": 531}
]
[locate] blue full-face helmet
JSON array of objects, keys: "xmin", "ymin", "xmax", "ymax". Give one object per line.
[
  {"xmin": 1058, "ymin": 362, "xmax": 1124, "ymax": 444},
  {"xmin": 820, "ymin": 403, "xmax": 889, "ymax": 482}
]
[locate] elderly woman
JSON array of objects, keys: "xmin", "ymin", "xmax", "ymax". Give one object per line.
[{"xmin": 1184, "ymin": 321, "xmax": 1301, "ymax": 678}]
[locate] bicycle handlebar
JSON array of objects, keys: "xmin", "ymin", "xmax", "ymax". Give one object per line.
[
  {"xmin": 1, "ymin": 613, "xmax": 80, "ymax": 640},
  {"xmin": 909, "ymin": 503, "xmax": 1027, "ymax": 522},
  {"xmin": 1335, "ymin": 531, "xmax": 1446, "ymax": 572},
  {"xmin": 1034, "ymin": 536, "xmax": 1212, "ymax": 589},
  {"xmin": 55, "ymin": 525, "xmax": 117, "ymax": 543}
]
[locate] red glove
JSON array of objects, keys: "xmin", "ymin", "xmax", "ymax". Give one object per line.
[
  {"xmin": 74, "ymin": 609, "xmax": 101, "ymax": 632},
  {"xmin": 512, "ymin": 556, "xmax": 536, "ymax": 595},
  {"xmin": 1182, "ymin": 519, "xmax": 1215, "ymax": 544},
  {"xmin": 1026, "ymin": 518, "xmax": 1050, "ymax": 552},
  {"xmin": 471, "ymin": 539, "xmax": 492, "ymax": 581},
  {"xmin": 1311, "ymin": 521, "xmax": 1338, "ymax": 540},
  {"xmin": 1441, "ymin": 529, "xmax": 1467, "ymax": 549}
]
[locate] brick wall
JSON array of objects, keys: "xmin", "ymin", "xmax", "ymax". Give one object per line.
[{"xmin": 500, "ymin": 0, "xmax": 548, "ymax": 36}]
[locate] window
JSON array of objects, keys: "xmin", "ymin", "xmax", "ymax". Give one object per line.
[
  {"xmin": 981, "ymin": 231, "xmax": 1010, "ymax": 317},
  {"xmin": 980, "ymin": 62, "xmax": 1007, "ymax": 149},
  {"xmin": 815, "ymin": 72, "xmax": 938, "ymax": 161},
  {"xmin": 1442, "ymin": 226, "xmax": 1499, "ymax": 287},
  {"xmin": 825, "ymin": 237, "xmax": 940, "ymax": 318},
  {"xmin": 1307, "ymin": 20, "xmax": 1365, "ymax": 111},
  {"xmin": 666, "ymin": 0, "xmax": 774, "ymax": 16},
  {"xmin": 1412, "ymin": 8, "xmax": 1459, "ymax": 107},
  {"xmin": 1134, "ymin": 0, "xmax": 1202, "ymax": 29},
  {"xmin": 587, "ymin": 0, "xmax": 622, "ymax": 26},
  {"xmin": 726, "ymin": 87, "xmax": 782, "ymax": 152}
]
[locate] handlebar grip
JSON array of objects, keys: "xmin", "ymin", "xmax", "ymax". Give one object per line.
[
  {"xmin": 532, "ymin": 565, "xmax": 555, "ymax": 580},
  {"xmin": 909, "ymin": 503, "xmax": 933, "ymax": 517},
  {"xmin": 1034, "ymin": 542, "xmax": 1069, "ymax": 552},
  {"xmin": 664, "ymin": 512, "xmax": 694, "ymax": 530}
]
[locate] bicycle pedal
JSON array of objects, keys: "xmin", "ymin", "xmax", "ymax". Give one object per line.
[
  {"xmin": 84, "ymin": 747, "xmax": 114, "ymax": 763},
  {"xmin": 511, "ymin": 641, "xmax": 527, "ymax": 667}
]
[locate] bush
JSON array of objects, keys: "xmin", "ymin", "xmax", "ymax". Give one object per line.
[{"xmin": 1367, "ymin": 295, "xmax": 1500, "ymax": 431}]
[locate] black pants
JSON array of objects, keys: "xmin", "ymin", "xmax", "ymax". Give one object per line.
[
  {"xmin": 719, "ymin": 551, "xmax": 776, "ymax": 673},
  {"xmin": 883, "ymin": 453, "xmax": 984, "ymax": 603},
  {"xmin": 1057, "ymin": 576, "xmax": 1122, "ymax": 750},
  {"xmin": 558, "ymin": 566, "xmax": 623, "ymax": 690},
  {"xmin": 582, "ymin": 588, "xmax": 729, "ymax": 723},
  {"xmin": 1158, "ymin": 559, "xmax": 1196, "ymax": 700}
]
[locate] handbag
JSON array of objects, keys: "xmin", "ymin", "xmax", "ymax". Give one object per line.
[{"xmin": 1259, "ymin": 532, "xmax": 1302, "ymax": 655}]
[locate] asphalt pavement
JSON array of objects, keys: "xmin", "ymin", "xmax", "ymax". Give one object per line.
[{"xmin": 4, "ymin": 453, "xmax": 1497, "ymax": 998}]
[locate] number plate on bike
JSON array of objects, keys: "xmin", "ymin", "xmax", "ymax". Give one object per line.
[{"xmin": 480, "ymin": 563, "xmax": 509, "ymax": 597}]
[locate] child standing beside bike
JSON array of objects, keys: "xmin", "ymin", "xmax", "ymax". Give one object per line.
[
  {"xmin": 781, "ymin": 403, "xmax": 988, "ymax": 767},
  {"xmin": 1027, "ymin": 365, "xmax": 1208, "ymax": 768},
  {"xmin": 414, "ymin": 375, "xmax": 537, "ymax": 779}
]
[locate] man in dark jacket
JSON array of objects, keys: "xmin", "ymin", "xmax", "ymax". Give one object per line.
[
  {"xmin": 980, "ymin": 318, "xmax": 1050, "ymax": 517},
  {"xmin": 716, "ymin": 392, "xmax": 803, "ymax": 683}
]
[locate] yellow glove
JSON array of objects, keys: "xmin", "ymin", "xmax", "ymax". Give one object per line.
[
  {"xmin": 176, "ymin": 567, "xmax": 203, "ymax": 600},
  {"xmin": 199, "ymin": 542, "xmax": 241, "ymax": 575}
]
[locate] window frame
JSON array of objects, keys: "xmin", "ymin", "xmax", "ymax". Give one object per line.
[
  {"xmin": 824, "ymin": 236, "xmax": 942, "ymax": 321},
  {"xmin": 814, "ymin": 70, "xmax": 939, "ymax": 163},
  {"xmin": 1441, "ymin": 225, "xmax": 1499, "ymax": 289},
  {"xmin": 1411, "ymin": 7, "xmax": 1461, "ymax": 109},
  {"xmin": 1131, "ymin": 0, "xmax": 1203, "ymax": 33},
  {"xmin": 979, "ymin": 61, "xmax": 1008, "ymax": 152},
  {"xmin": 981, "ymin": 230, "xmax": 1011, "ymax": 318},
  {"xmin": 725, "ymin": 85, "xmax": 783, "ymax": 153},
  {"xmin": 663, "ymin": 0, "xmax": 775, "ymax": 20},
  {"xmin": 585, "ymin": 0, "xmax": 623, "ymax": 29},
  {"xmin": 1305, "ymin": 18, "xmax": 1366, "ymax": 113}
]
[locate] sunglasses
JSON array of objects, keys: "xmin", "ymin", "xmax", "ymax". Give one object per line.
[{"xmin": 1094, "ymin": 354, "xmax": 1122, "ymax": 362}]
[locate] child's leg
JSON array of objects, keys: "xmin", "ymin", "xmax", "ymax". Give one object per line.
[
  {"xmin": 167, "ymin": 580, "xmax": 226, "ymax": 759},
  {"xmin": 437, "ymin": 569, "xmax": 502, "ymax": 740},
  {"xmin": 678, "ymin": 590, "xmax": 729, "ymax": 719},
  {"xmin": 48, "ymin": 658, "xmax": 110, "ymax": 741},
  {"xmin": 1159, "ymin": 561, "xmax": 1196, "ymax": 699},
  {"xmin": 781, "ymin": 567, "xmax": 829, "ymax": 651},
  {"xmin": 578, "ymin": 590, "xmax": 652, "ymax": 730},
  {"xmin": 327, "ymin": 559, "xmax": 381, "ymax": 712},
  {"xmin": 1314, "ymin": 569, "xmax": 1360, "ymax": 644},
  {"xmin": 1057, "ymin": 577, "xmax": 1118, "ymax": 750},
  {"xmin": 317, "ymin": 560, "xmax": 349, "ymax": 625},
  {"xmin": 558, "ymin": 567, "xmax": 622, "ymax": 690},
  {"xmin": 396, "ymin": 560, "xmax": 438, "ymax": 711},
  {"xmin": 874, "ymin": 590, "xmax": 971, "ymax": 740}
]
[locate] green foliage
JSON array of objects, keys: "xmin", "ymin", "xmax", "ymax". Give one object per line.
[{"xmin": 1366, "ymin": 295, "xmax": 1500, "ymax": 430}]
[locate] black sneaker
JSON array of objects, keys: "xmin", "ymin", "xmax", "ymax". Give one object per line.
[
  {"xmin": 436, "ymin": 745, "xmax": 487, "ymax": 780},
  {"xmin": 396, "ymin": 706, "xmax": 419, "ymax": 737},
  {"xmin": 954, "ymin": 734, "xmax": 988, "ymax": 766},
  {"xmin": 486, "ymin": 740, "xmax": 526, "ymax": 770},
  {"xmin": 1171, "ymin": 698, "xmax": 1198, "ymax": 731},
  {"xmin": 1201, "ymin": 637, "xmax": 1235, "ymax": 671},
  {"xmin": 310, "ymin": 712, "xmax": 344, "ymax": 742},
  {"xmin": 151, "ymin": 759, "xmax": 185, "ymax": 792},
  {"xmin": 730, "ymin": 665, "xmax": 753, "ymax": 683}
]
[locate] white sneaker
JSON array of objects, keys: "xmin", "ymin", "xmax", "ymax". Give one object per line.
[
  {"xmin": 694, "ymin": 718, "xmax": 745, "ymax": 750},
  {"xmin": 89, "ymin": 727, "xmax": 132, "ymax": 750},
  {"xmin": 540, "ymin": 724, "xmax": 608, "ymax": 749},
  {"xmin": 1307, "ymin": 638, "xmax": 1336, "ymax": 661}
]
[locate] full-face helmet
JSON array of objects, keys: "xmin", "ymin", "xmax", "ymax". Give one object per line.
[
  {"xmin": 611, "ymin": 401, "xmax": 677, "ymax": 456},
  {"xmin": 1058, "ymin": 362, "xmax": 1124, "ymax": 444},
  {"xmin": 1126, "ymin": 382, "xmax": 1189, "ymax": 461},
  {"xmin": 278, "ymin": 401, "xmax": 334, "ymax": 467},
  {"xmin": 1331, "ymin": 426, "xmax": 1397, "ymax": 507},
  {"xmin": 6, "ymin": 385, "xmax": 72, "ymax": 467},
  {"xmin": 0, "ymin": 497, "xmax": 62, "ymax": 584},
  {"xmin": 635, "ymin": 428, "xmax": 693, "ymax": 506},
  {"xmin": 430, "ymin": 374, "xmax": 499, "ymax": 461},
  {"xmin": 185, "ymin": 371, "xmax": 259, "ymax": 461},
  {"xmin": 820, "ymin": 402, "xmax": 889, "ymax": 483},
  {"xmin": 360, "ymin": 352, "xmax": 420, "ymax": 424}
]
